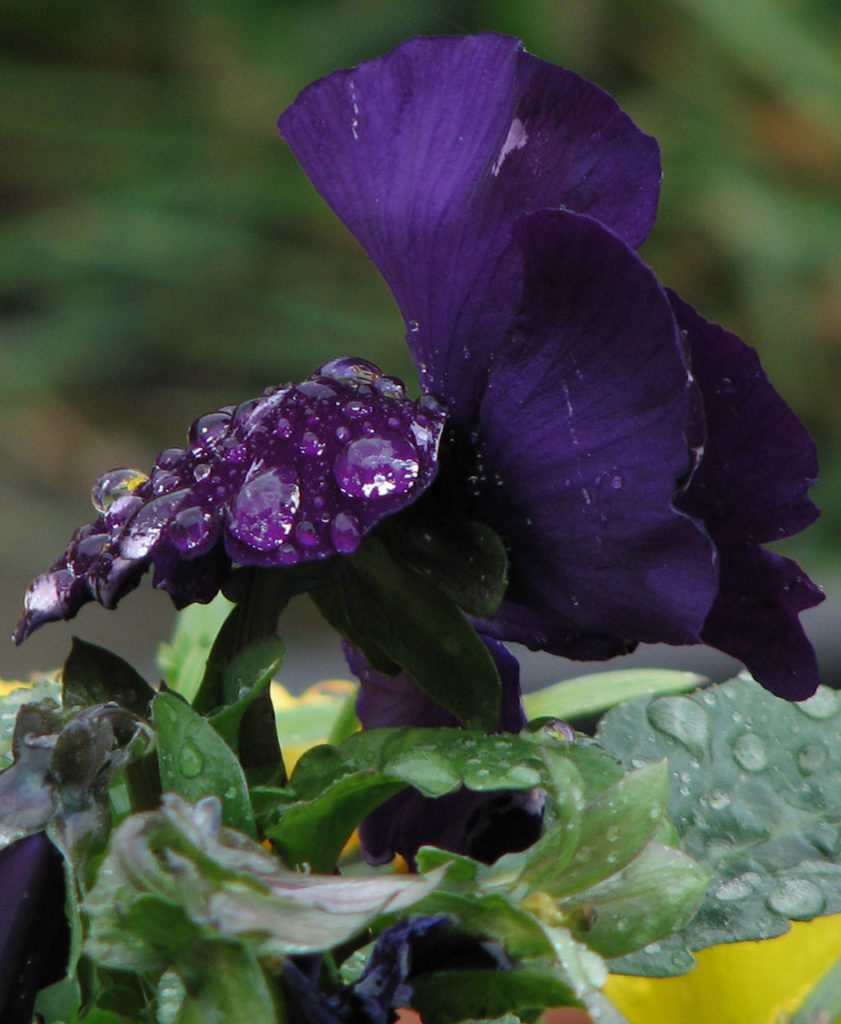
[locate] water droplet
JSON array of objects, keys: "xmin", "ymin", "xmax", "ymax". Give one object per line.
[
  {"xmin": 188, "ymin": 411, "xmax": 230, "ymax": 455},
  {"xmin": 797, "ymin": 688, "xmax": 841, "ymax": 720},
  {"xmin": 335, "ymin": 425, "xmax": 351, "ymax": 443},
  {"xmin": 408, "ymin": 320, "xmax": 420, "ymax": 333},
  {"xmin": 193, "ymin": 462, "xmax": 211, "ymax": 482},
  {"xmin": 506, "ymin": 764, "xmax": 541, "ymax": 787},
  {"xmin": 295, "ymin": 380, "xmax": 337, "ymax": 400},
  {"xmin": 170, "ymin": 506, "xmax": 217, "ymax": 554},
  {"xmin": 732, "ymin": 732, "xmax": 768, "ymax": 772},
  {"xmin": 179, "ymin": 742, "xmax": 203, "ymax": 778},
  {"xmin": 92, "ymin": 468, "xmax": 149, "ymax": 513},
  {"xmin": 708, "ymin": 789, "xmax": 731, "ymax": 810},
  {"xmin": 299, "ymin": 431, "xmax": 326, "ymax": 456},
  {"xmin": 156, "ymin": 969, "xmax": 186, "ymax": 1024},
  {"xmin": 647, "ymin": 696, "xmax": 709, "ymax": 759},
  {"xmin": 344, "ymin": 399, "xmax": 372, "ymax": 419},
  {"xmin": 330, "ymin": 512, "xmax": 361, "ymax": 554},
  {"xmin": 333, "ymin": 436, "xmax": 420, "ymax": 498},
  {"xmin": 121, "ymin": 489, "xmax": 189, "ymax": 558},
  {"xmin": 797, "ymin": 743, "xmax": 826, "ymax": 775},
  {"xmin": 714, "ymin": 874, "xmax": 756, "ymax": 901},
  {"xmin": 295, "ymin": 520, "xmax": 320, "ymax": 548},
  {"xmin": 275, "ymin": 417, "xmax": 292, "ymax": 438},
  {"xmin": 767, "ymin": 878, "xmax": 825, "ymax": 920},
  {"xmin": 228, "ymin": 468, "xmax": 300, "ymax": 550}
]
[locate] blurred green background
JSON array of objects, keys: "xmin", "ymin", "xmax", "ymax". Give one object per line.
[{"xmin": 2, "ymin": 0, "xmax": 839, "ymax": 681}]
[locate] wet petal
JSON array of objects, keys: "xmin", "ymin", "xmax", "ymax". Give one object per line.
[
  {"xmin": 14, "ymin": 361, "xmax": 444, "ymax": 641},
  {"xmin": 471, "ymin": 210, "xmax": 717, "ymax": 654},
  {"xmin": 701, "ymin": 546, "xmax": 823, "ymax": 700},
  {"xmin": 671, "ymin": 293, "xmax": 820, "ymax": 544},
  {"xmin": 279, "ymin": 33, "xmax": 661, "ymax": 421},
  {"xmin": 0, "ymin": 834, "xmax": 70, "ymax": 1024}
]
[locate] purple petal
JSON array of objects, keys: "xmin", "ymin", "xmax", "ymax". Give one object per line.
[
  {"xmin": 471, "ymin": 210, "xmax": 717, "ymax": 655},
  {"xmin": 0, "ymin": 834, "xmax": 69, "ymax": 1024},
  {"xmin": 701, "ymin": 546, "xmax": 823, "ymax": 700},
  {"xmin": 14, "ymin": 360, "xmax": 444, "ymax": 641},
  {"xmin": 279, "ymin": 33, "xmax": 661, "ymax": 422},
  {"xmin": 671, "ymin": 293, "xmax": 820, "ymax": 544}
]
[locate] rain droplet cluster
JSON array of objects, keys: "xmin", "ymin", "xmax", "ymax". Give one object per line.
[{"xmin": 15, "ymin": 359, "xmax": 445, "ymax": 640}]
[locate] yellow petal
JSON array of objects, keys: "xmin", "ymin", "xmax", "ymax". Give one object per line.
[{"xmin": 606, "ymin": 915, "xmax": 841, "ymax": 1024}]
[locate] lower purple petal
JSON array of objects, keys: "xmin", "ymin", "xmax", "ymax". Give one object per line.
[{"xmin": 701, "ymin": 545, "xmax": 823, "ymax": 700}]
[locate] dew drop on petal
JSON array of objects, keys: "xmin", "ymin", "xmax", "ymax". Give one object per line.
[
  {"xmin": 295, "ymin": 520, "xmax": 320, "ymax": 548},
  {"xmin": 91, "ymin": 468, "xmax": 149, "ymax": 514},
  {"xmin": 227, "ymin": 468, "xmax": 301, "ymax": 551},
  {"xmin": 170, "ymin": 506, "xmax": 217, "ymax": 554},
  {"xmin": 333, "ymin": 437, "xmax": 420, "ymax": 499},
  {"xmin": 330, "ymin": 512, "xmax": 361, "ymax": 554},
  {"xmin": 121, "ymin": 489, "xmax": 189, "ymax": 559}
]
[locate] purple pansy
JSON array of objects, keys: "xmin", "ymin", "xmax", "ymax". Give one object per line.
[
  {"xmin": 0, "ymin": 834, "xmax": 70, "ymax": 1024},
  {"xmin": 348, "ymin": 637, "xmax": 544, "ymax": 866},
  {"xmin": 15, "ymin": 33, "xmax": 821, "ymax": 701}
]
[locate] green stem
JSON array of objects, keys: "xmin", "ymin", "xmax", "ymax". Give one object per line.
[{"xmin": 788, "ymin": 947, "xmax": 841, "ymax": 1024}]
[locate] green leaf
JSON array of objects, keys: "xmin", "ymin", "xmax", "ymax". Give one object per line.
[
  {"xmin": 409, "ymin": 968, "xmax": 578, "ymax": 1024},
  {"xmin": 559, "ymin": 841, "xmax": 709, "ymax": 958},
  {"xmin": 83, "ymin": 794, "xmax": 446, "ymax": 969},
  {"xmin": 157, "ymin": 594, "xmax": 235, "ymax": 703},
  {"xmin": 338, "ymin": 538, "xmax": 503, "ymax": 731},
  {"xmin": 524, "ymin": 669, "xmax": 705, "ymax": 722},
  {"xmin": 62, "ymin": 638, "xmax": 156, "ymax": 716},
  {"xmin": 153, "ymin": 693, "xmax": 255, "ymax": 837},
  {"xmin": 175, "ymin": 941, "xmax": 279, "ymax": 1024},
  {"xmin": 266, "ymin": 771, "xmax": 406, "ymax": 871},
  {"xmin": 208, "ymin": 635, "xmax": 286, "ymax": 751},
  {"xmin": 597, "ymin": 677, "xmax": 841, "ymax": 976},
  {"xmin": 379, "ymin": 513, "xmax": 509, "ymax": 618},
  {"xmin": 543, "ymin": 761, "xmax": 670, "ymax": 898}
]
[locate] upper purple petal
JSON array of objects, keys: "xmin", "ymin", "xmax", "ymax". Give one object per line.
[
  {"xmin": 471, "ymin": 210, "xmax": 718, "ymax": 654},
  {"xmin": 279, "ymin": 32, "xmax": 661, "ymax": 421},
  {"xmin": 14, "ymin": 360, "xmax": 444, "ymax": 641}
]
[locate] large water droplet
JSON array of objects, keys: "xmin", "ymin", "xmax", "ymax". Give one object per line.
[
  {"xmin": 170, "ymin": 506, "xmax": 217, "ymax": 554},
  {"xmin": 188, "ymin": 411, "xmax": 230, "ymax": 455},
  {"xmin": 767, "ymin": 878, "xmax": 825, "ymax": 919},
  {"xmin": 228, "ymin": 468, "xmax": 301, "ymax": 550},
  {"xmin": 92, "ymin": 468, "xmax": 149, "ymax": 514},
  {"xmin": 714, "ymin": 872, "xmax": 758, "ymax": 902},
  {"xmin": 121, "ymin": 489, "xmax": 189, "ymax": 559},
  {"xmin": 732, "ymin": 732, "xmax": 769, "ymax": 772},
  {"xmin": 179, "ymin": 741, "xmax": 203, "ymax": 778},
  {"xmin": 333, "ymin": 436, "xmax": 420, "ymax": 498},
  {"xmin": 707, "ymin": 789, "xmax": 731, "ymax": 810},
  {"xmin": 796, "ymin": 688, "xmax": 841, "ymax": 720},
  {"xmin": 646, "ymin": 696, "xmax": 709, "ymax": 760},
  {"xmin": 319, "ymin": 357, "xmax": 383, "ymax": 384}
]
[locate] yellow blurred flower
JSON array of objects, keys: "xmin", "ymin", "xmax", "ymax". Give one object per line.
[{"xmin": 606, "ymin": 915, "xmax": 841, "ymax": 1024}]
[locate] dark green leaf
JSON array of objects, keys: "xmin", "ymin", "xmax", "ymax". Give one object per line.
[
  {"xmin": 266, "ymin": 771, "xmax": 406, "ymax": 871},
  {"xmin": 380, "ymin": 513, "xmax": 509, "ymax": 618},
  {"xmin": 409, "ymin": 968, "xmax": 578, "ymax": 1024},
  {"xmin": 62, "ymin": 638, "xmax": 156, "ymax": 716},
  {"xmin": 153, "ymin": 693, "xmax": 255, "ymax": 837},
  {"xmin": 598, "ymin": 678, "xmax": 841, "ymax": 976},
  {"xmin": 343, "ymin": 538, "xmax": 502, "ymax": 730},
  {"xmin": 208, "ymin": 635, "xmax": 286, "ymax": 750}
]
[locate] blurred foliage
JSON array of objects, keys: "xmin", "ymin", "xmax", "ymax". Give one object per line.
[{"xmin": 1, "ymin": 0, "xmax": 839, "ymax": 558}]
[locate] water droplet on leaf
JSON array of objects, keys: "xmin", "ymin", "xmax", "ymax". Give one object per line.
[
  {"xmin": 732, "ymin": 732, "xmax": 769, "ymax": 772},
  {"xmin": 767, "ymin": 878, "xmax": 825, "ymax": 919}
]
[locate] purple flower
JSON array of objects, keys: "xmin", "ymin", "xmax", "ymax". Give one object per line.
[
  {"xmin": 0, "ymin": 834, "xmax": 70, "ymax": 1024},
  {"xmin": 15, "ymin": 33, "xmax": 821, "ymax": 700},
  {"xmin": 348, "ymin": 638, "xmax": 544, "ymax": 866}
]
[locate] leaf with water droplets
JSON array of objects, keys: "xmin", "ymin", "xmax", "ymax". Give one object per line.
[
  {"xmin": 153, "ymin": 693, "xmax": 255, "ymax": 837},
  {"xmin": 597, "ymin": 675, "xmax": 841, "ymax": 976}
]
